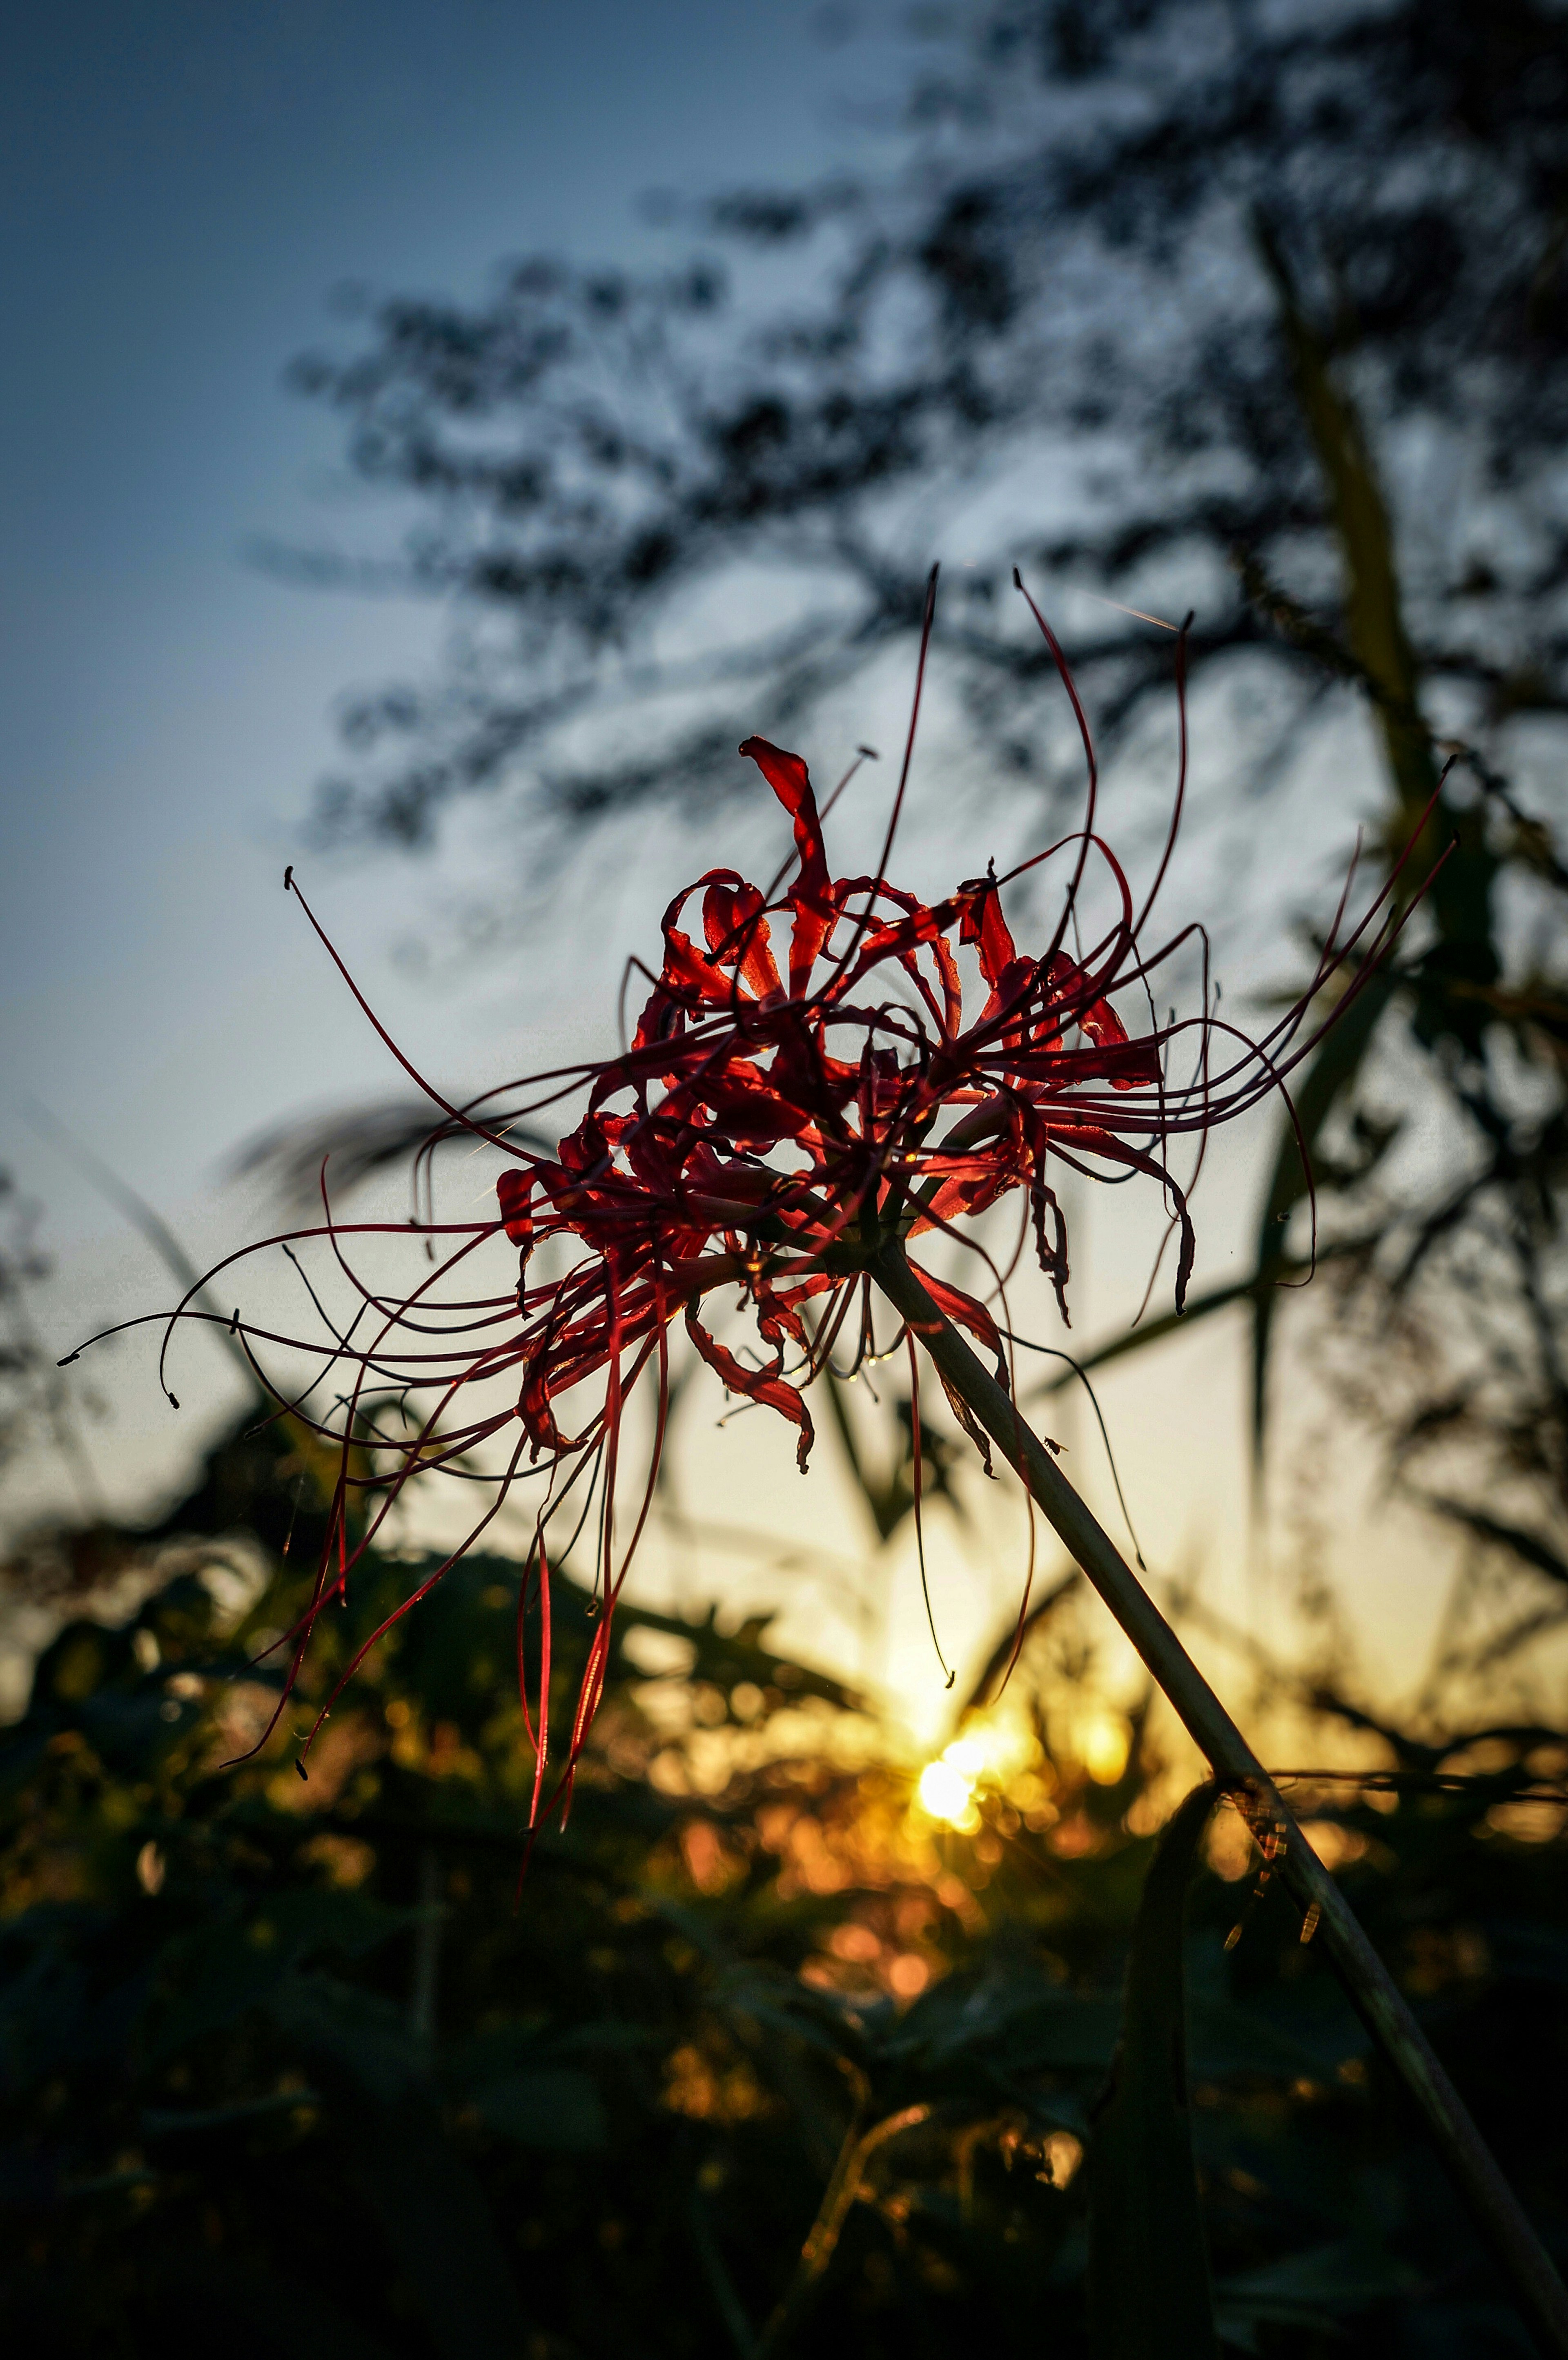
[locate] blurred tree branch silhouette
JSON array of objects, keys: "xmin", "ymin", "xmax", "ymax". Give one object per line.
[{"xmin": 274, "ymin": 0, "xmax": 1567, "ymax": 850}]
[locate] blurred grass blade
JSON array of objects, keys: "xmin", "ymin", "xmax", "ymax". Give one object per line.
[{"xmin": 1087, "ymin": 1781, "xmax": 1220, "ymax": 2360}]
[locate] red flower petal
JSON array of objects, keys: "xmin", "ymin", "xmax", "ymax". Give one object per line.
[
  {"xmin": 739, "ymin": 737, "xmax": 835, "ymax": 992},
  {"xmin": 684, "ymin": 1300, "xmax": 815, "ymax": 1471},
  {"xmin": 497, "ymin": 1168, "xmax": 535, "ymax": 1247}
]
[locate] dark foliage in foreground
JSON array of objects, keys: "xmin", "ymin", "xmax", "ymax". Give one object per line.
[{"xmin": 2, "ymin": 1411, "xmax": 1564, "ymax": 2357}]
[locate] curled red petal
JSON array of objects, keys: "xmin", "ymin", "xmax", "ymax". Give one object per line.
[
  {"xmin": 684, "ymin": 1299, "xmax": 814, "ymax": 1471},
  {"xmin": 959, "ymin": 873, "xmax": 1018, "ymax": 989},
  {"xmin": 906, "ymin": 1263, "xmax": 1009, "ymax": 1384},
  {"xmin": 497, "ymin": 1168, "xmax": 535, "ymax": 1247},
  {"xmin": 702, "ymin": 879, "xmax": 782, "ymax": 1001},
  {"xmin": 739, "ymin": 737, "xmax": 835, "ymax": 991}
]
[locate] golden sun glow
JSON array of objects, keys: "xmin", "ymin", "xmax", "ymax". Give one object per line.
[
  {"xmin": 917, "ymin": 1755, "xmax": 978, "ymax": 1828},
  {"xmin": 915, "ymin": 1710, "xmax": 1043, "ymax": 1830},
  {"xmin": 914, "ymin": 1698, "xmax": 1134, "ymax": 1832}
]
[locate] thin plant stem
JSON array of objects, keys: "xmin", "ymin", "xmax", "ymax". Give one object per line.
[
  {"xmin": 871, "ymin": 1238, "xmax": 1568, "ymax": 2360},
  {"xmin": 753, "ymin": 2101, "xmax": 932, "ymax": 2360}
]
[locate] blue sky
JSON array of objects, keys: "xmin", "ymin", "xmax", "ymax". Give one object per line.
[
  {"xmin": 1, "ymin": 0, "xmax": 873, "ymax": 1083},
  {"xmin": 0, "ymin": 0, "xmax": 890, "ymax": 1507}
]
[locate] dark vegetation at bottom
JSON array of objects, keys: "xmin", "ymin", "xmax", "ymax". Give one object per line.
[{"xmin": 1, "ymin": 1410, "xmax": 1564, "ymax": 2357}]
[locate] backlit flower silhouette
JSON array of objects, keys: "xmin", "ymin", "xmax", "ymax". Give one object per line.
[{"xmin": 76, "ymin": 580, "xmax": 1423, "ymax": 1820}]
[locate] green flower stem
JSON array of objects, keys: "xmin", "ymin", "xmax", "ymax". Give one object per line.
[{"xmin": 871, "ymin": 1240, "xmax": 1568, "ymax": 2359}]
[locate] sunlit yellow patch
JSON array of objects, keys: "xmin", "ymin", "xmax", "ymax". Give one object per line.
[
  {"xmin": 1073, "ymin": 1709, "xmax": 1132, "ymax": 1785},
  {"xmin": 916, "ymin": 1703, "xmax": 1052, "ymax": 1830}
]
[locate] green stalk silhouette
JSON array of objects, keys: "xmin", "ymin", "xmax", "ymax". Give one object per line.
[{"xmin": 871, "ymin": 1238, "xmax": 1568, "ymax": 2360}]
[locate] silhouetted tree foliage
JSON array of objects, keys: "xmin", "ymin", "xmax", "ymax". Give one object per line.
[
  {"xmin": 0, "ymin": 1174, "xmax": 99, "ymax": 1521},
  {"xmin": 277, "ymin": 0, "xmax": 1568, "ymax": 849}
]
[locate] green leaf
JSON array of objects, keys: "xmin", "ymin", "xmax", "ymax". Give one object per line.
[
  {"xmin": 267, "ymin": 1974, "xmax": 528, "ymax": 2360},
  {"xmin": 146, "ymin": 1889, "xmax": 412, "ymax": 2062},
  {"xmin": 339, "ymin": 2090, "xmax": 528, "ymax": 2360},
  {"xmin": 473, "ymin": 2064, "xmax": 606, "ymax": 2152},
  {"xmin": 924, "ymin": 1985, "xmax": 1121, "ymax": 2076},
  {"xmin": 1087, "ymin": 1783, "xmax": 1221, "ymax": 2360},
  {"xmin": 1213, "ymin": 2235, "xmax": 1422, "ymax": 2347},
  {"xmin": 1246, "ymin": 972, "xmax": 1393, "ymax": 1456}
]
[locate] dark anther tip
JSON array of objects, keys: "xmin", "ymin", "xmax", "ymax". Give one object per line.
[
  {"xmin": 167, "ymin": 1393, "xmax": 180, "ymax": 1409},
  {"xmin": 284, "ymin": 865, "xmax": 294, "ymax": 890},
  {"xmin": 58, "ymin": 1350, "xmax": 79, "ymax": 1366},
  {"xmin": 295, "ymin": 1759, "xmax": 309, "ymax": 1781}
]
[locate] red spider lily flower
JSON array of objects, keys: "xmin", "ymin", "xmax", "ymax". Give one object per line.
[{"xmin": 70, "ymin": 577, "xmax": 1429, "ymax": 1823}]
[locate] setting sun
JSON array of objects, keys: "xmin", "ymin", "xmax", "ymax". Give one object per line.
[{"xmin": 917, "ymin": 1755, "xmax": 978, "ymax": 1828}]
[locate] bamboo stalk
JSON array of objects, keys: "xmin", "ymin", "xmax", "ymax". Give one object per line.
[{"xmin": 871, "ymin": 1240, "xmax": 1568, "ymax": 2359}]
